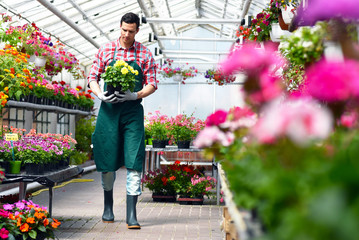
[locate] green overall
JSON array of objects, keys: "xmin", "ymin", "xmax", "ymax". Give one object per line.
[{"xmin": 92, "ymin": 46, "xmax": 145, "ymax": 172}]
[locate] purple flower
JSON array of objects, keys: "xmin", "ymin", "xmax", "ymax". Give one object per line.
[
  {"xmin": 296, "ymin": 0, "xmax": 359, "ymax": 25},
  {"xmin": 3, "ymin": 204, "xmax": 14, "ymax": 210}
]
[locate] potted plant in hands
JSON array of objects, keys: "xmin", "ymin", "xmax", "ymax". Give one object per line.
[{"xmin": 101, "ymin": 59, "xmax": 138, "ymax": 95}]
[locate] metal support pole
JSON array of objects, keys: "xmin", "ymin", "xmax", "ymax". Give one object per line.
[
  {"xmin": 49, "ymin": 186, "xmax": 53, "ymax": 217},
  {"xmin": 19, "ymin": 182, "xmax": 27, "ymax": 200}
]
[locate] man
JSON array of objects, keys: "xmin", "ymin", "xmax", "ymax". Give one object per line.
[{"xmin": 87, "ymin": 12, "xmax": 157, "ymax": 229}]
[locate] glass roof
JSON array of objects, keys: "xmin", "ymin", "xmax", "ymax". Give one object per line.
[{"xmin": 0, "ymin": 0, "xmax": 270, "ymax": 68}]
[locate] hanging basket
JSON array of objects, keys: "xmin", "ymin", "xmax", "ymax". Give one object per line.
[
  {"xmin": 34, "ymin": 56, "xmax": 47, "ymax": 67},
  {"xmin": 173, "ymin": 73, "xmax": 182, "ymax": 82},
  {"xmin": 29, "ymin": 54, "xmax": 36, "ymax": 63},
  {"xmin": 280, "ymin": 7, "xmax": 295, "ymax": 25},
  {"xmin": 270, "ymin": 23, "xmax": 292, "ymax": 42}
]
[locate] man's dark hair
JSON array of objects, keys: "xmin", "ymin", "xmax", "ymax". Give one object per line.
[{"xmin": 121, "ymin": 12, "xmax": 140, "ymax": 29}]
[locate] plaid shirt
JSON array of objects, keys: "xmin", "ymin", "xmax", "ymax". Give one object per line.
[{"xmin": 87, "ymin": 39, "xmax": 157, "ymax": 89}]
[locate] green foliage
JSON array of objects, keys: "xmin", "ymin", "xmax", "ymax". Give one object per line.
[
  {"xmin": 75, "ymin": 116, "xmax": 96, "ymax": 153},
  {"xmin": 69, "ymin": 150, "xmax": 88, "ymax": 165},
  {"xmin": 219, "ymin": 128, "xmax": 359, "ymax": 240}
]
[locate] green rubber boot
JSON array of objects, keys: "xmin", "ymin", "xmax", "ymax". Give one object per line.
[
  {"xmin": 126, "ymin": 195, "xmax": 140, "ymax": 229},
  {"xmin": 102, "ymin": 190, "xmax": 114, "ymax": 223}
]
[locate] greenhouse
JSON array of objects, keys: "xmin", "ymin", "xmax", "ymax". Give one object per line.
[{"xmin": 1, "ymin": 0, "xmax": 359, "ymax": 239}]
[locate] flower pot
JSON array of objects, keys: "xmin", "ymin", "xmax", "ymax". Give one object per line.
[
  {"xmin": 34, "ymin": 56, "xmax": 47, "ymax": 67},
  {"xmin": 278, "ymin": 11, "xmax": 289, "ymax": 31},
  {"xmin": 152, "ymin": 193, "xmax": 177, "ymax": 202},
  {"xmin": 280, "ymin": 7, "xmax": 295, "ymax": 25},
  {"xmin": 9, "ymin": 161, "xmax": 22, "ymax": 174},
  {"xmin": 152, "ymin": 139, "xmax": 167, "ymax": 148},
  {"xmin": 177, "ymin": 196, "xmax": 204, "ymax": 205},
  {"xmin": 270, "ymin": 23, "xmax": 292, "ymax": 42},
  {"xmin": 29, "ymin": 54, "xmax": 36, "ymax": 62},
  {"xmin": 177, "ymin": 140, "xmax": 191, "ymax": 149},
  {"xmin": 0, "ymin": 161, "xmax": 10, "ymax": 174},
  {"xmin": 106, "ymin": 84, "xmax": 124, "ymax": 96},
  {"xmin": 173, "ymin": 73, "xmax": 182, "ymax": 82}
]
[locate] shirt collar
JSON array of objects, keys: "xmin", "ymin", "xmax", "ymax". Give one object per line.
[{"xmin": 117, "ymin": 38, "xmax": 137, "ymax": 50}]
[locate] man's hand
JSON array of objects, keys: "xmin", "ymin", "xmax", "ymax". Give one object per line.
[
  {"xmin": 98, "ymin": 91, "xmax": 120, "ymax": 103},
  {"xmin": 115, "ymin": 90, "xmax": 138, "ymax": 102}
]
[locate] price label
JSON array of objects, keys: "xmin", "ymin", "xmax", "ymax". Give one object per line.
[{"xmin": 5, "ymin": 133, "xmax": 19, "ymax": 141}]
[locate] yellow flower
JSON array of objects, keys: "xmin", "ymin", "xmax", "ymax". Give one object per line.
[
  {"xmin": 134, "ymin": 70, "xmax": 139, "ymax": 75},
  {"xmin": 121, "ymin": 67, "xmax": 129, "ymax": 75},
  {"xmin": 4, "ymin": 69, "xmax": 10, "ymax": 73},
  {"xmin": 9, "ymin": 74, "xmax": 15, "ymax": 78},
  {"xmin": 115, "ymin": 60, "xmax": 126, "ymax": 67},
  {"xmin": 128, "ymin": 65, "xmax": 134, "ymax": 72}
]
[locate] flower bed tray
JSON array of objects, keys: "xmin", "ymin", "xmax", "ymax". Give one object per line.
[
  {"xmin": 152, "ymin": 194, "xmax": 177, "ymax": 202},
  {"xmin": 177, "ymin": 197, "xmax": 204, "ymax": 205}
]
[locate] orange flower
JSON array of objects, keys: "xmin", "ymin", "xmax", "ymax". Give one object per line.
[
  {"xmin": 51, "ymin": 218, "xmax": 61, "ymax": 228},
  {"xmin": 26, "ymin": 217, "xmax": 35, "ymax": 224},
  {"xmin": 43, "ymin": 218, "xmax": 49, "ymax": 227},
  {"xmin": 28, "ymin": 85, "xmax": 33, "ymax": 90},
  {"xmin": 17, "ymin": 216, "xmax": 22, "ymax": 226},
  {"xmin": 169, "ymin": 176, "xmax": 176, "ymax": 181},
  {"xmin": 10, "ymin": 68, "xmax": 15, "ymax": 74},
  {"xmin": 20, "ymin": 223, "xmax": 30, "ymax": 232},
  {"xmin": 20, "ymin": 82, "xmax": 26, "ymax": 87},
  {"xmin": 34, "ymin": 211, "xmax": 45, "ymax": 219},
  {"xmin": 4, "ymin": 87, "xmax": 8, "ymax": 92}
]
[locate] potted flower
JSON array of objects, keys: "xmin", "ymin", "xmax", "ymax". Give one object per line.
[
  {"xmin": 101, "ymin": 59, "xmax": 138, "ymax": 95},
  {"xmin": 146, "ymin": 111, "xmax": 171, "ymax": 148},
  {"xmin": 204, "ymin": 69, "xmax": 236, "ymax": 85},
  {"xmin": 142, "ymin": 168, "xmax": 177, "ymax": 201},
  {"xmin": 169, "ymin": 114, "xmax": 205, "ymax": 148},
  {"xmin": 0, "ymin": 200, "xmax": 61, "ymax": 240},
  {"xmin": 177, "ymin": 175, "xmax": 217, "ymax": 205},
  {"xmin": 159, "ymin": 59, "xmax": 198, "ymax": 83}
]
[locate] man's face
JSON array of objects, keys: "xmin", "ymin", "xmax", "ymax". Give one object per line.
[{"xmin": 120, "ymin": 22, "xmax": 138, "ymax": 45}]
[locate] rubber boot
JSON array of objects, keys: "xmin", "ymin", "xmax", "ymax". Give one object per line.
[
  {"xmin": 126, "ymin": 195, "xmax": 140, "ymax": 229},
  {"xmin": 102, "ymin": 190, "xmax": 114, "ymax": 223}
]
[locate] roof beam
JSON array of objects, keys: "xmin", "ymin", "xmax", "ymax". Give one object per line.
[
  {"xmin": 67, "ymin": 0, "xmax": 111, "ymax": 41},
  {"xmin": 145, "ymin": 18, "xmax": 242, "ymax": 24},
  {"xmin": 137, "ymin": 0, "xmax": 166, "ymax": 55},
  {"xmin": 156, "ymin": 36, "xmax": 235, "ymax": 42},
  {"xmin": 219, "ymin": 0, "xmax": 229, "ymax": 37},
  {"xmin": 36, "ymin": 0, "xmax": 100, "ymax": 48}
]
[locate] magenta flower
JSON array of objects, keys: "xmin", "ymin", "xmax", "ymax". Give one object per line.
[
  {"xmin": 305, "ymin": 60, "xmax": 359, "ymax": 102},
  {"xmin": 296, "ymin": 0, "xmax": 359, "ymax": 25},
  {"xmin": 0, "ymin": 228, "xmax": 9, "ymax": 239},
  {"xmin": 205, "ymin": 110, "xmax": 228, "ymax": 127},
  {"xmin": 340, "ymin": 111, "xmax": 358, "ymax": 128},
  {"xmin": 220, "ymin": 42, "xmax": 285, "ymax": 76}
]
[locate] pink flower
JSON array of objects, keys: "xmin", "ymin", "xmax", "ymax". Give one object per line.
[
  {"xmin": 251, "ymin": 98, "xmax": 333, "ymax": 146},
  {"xmin": 305, "ymin": 60, "xmax": 359, "ymax": 102},
  {"xmin": 205, "ymin": 110, "xmax": 228, "ymax": 127},
  {"xmin": 220, "ymin": 42, "xmax": 285, "ymax": 76},
  {"xmin": 0, "ymin": 228, "xmax": 9, "ymax": 239},
  {"xmin": 194, "ymin": 126, "xmax": 235, "ymax": 148},
  {"xmin": 340, "ymin": 111, "xmax": 358, "ymax": 128}
]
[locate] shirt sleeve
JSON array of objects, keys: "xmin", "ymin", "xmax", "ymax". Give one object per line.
[
  {"xmin": 87, "ymin": 47, "xmax": 105, "ymax": 87},
  {"xmin": 143, "ymin": 50, "xmax": 158, "ymax": 90}
]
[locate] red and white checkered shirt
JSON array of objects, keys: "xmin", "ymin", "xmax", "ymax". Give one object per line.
[{"xmin": 87, "ymin": 39, "xmax": 157, "ymax": 89}]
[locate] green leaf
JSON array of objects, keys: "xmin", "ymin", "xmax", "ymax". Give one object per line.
[
  {"xmin": 29, "ymin": 229, "xmax": 37, "ymax": 239},
  {"xmin": 38, "ymin": 224, "xmax": 47, "ymax": 232}
]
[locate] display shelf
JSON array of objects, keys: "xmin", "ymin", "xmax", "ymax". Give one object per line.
[{"xmin": 7, "ymin": 100, "xmax": 92, "ymax": 115}]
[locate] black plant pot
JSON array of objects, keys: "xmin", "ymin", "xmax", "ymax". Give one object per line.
[
  {"xmin": 106, "ymin": 84, "xmax": 124, "ymax": 96},
  {"xmin": 25, "ymin": 163, "xmax": 43, "ymax": 175},
  {"xmin": 152, "ymin": 140, "xmax": 167, "ymax": 148},
  {"xmin": 177, "ymin": 140, "xmax": 191, "ymax": 149},
  {"xmin": 0, "ymin": 161, "xmax": 10, "ymax": 174}
]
